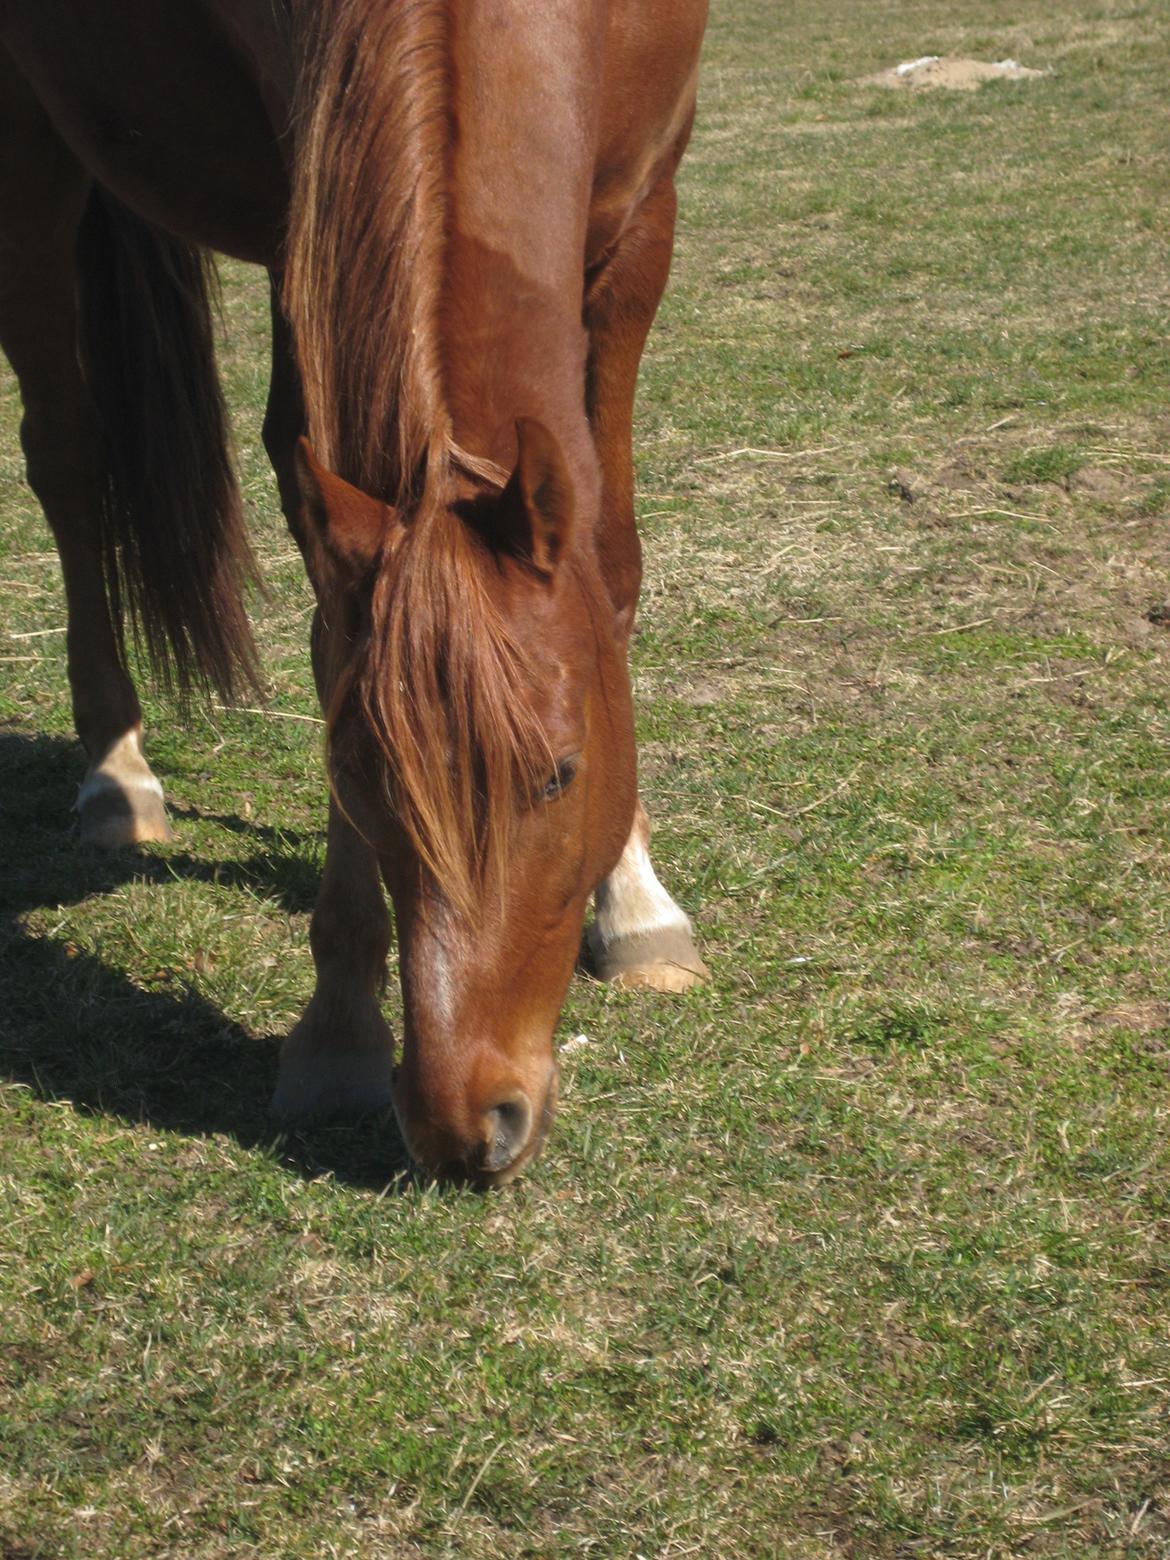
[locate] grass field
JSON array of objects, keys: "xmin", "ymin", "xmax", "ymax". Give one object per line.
[{"xmin": 2, "ymin": 1, "xmax": 1169, "ymax": 1554}]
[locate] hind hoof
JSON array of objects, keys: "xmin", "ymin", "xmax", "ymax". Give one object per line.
[
  {"xmin": 76, "ymin": 730, "xmax": 173, "ymax": 848},
  {"xmin": 77, "ymin": 775, "xmax": 173, "ymax": 848}
]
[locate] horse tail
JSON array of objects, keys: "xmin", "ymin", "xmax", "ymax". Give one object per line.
[{"xmin": 76, "ymin": 186, "xmax": 260, "ymax": 700}]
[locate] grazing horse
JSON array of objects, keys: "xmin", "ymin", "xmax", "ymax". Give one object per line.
[{"xmin": 0, "ymin": 0, "xmax": 709, "ymax": 1184}]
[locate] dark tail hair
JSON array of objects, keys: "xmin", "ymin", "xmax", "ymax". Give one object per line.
[{"xmin": 76, "ymin": 187, "xmax": 260, "ymax": 700}]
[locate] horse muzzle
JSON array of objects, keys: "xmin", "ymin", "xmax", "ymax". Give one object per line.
[{"xmin": 392, "ymin": 1050, "xmax": 559, "ymax": 1187}]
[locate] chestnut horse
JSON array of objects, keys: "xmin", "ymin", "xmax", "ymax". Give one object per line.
[{"xmin": 0, "ymin": 0, "xmax": 709, "ymax": 1183}]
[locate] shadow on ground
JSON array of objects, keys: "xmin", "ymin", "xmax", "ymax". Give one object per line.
[{"xmin": 0, "ymin": 728, "xmax": 411, "ymax": 1189}]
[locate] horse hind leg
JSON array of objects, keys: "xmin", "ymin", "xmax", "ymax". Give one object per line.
[{"xmin": 0, "ymin": 56, "xmax": 171, "ymax": 846}]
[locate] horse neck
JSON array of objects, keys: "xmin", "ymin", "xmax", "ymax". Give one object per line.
[
  {"xmin": 286, "ymin": 0, "xmax": 606, "ymax": 512},
  {"xmin": 440, "ymin": 2, "xmax": 606, "ymax": 508}
]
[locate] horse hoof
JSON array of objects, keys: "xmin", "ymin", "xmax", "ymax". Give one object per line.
[
  {"xmin": 77, "ymin": 777, "xmax": 174, "ymax": 848},
  {"xmin": 272, "ymin": 1005, "xmax": 396, "ymax": 1121},
  {"xmin": 587, "ymin": 923, "xmax": 709, "ymax": 992},
  {"xmin": 76, "ymin": 731, "xmax": 174, "ymax": 847}
]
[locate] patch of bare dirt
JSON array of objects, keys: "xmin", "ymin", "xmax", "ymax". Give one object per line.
[
  {"xmin": 1069, "ymin": 465, "xmax": 1130, "ymax": 504},
  {"xmin": 1090, "ymin": 1002, "xmax": 1170, "ymax": 1038},
  {"xmin": 890, "ymin": 455, "xmax": 989, "ymax": 506},
  {"xmin": 777, "ymin": 117, "xmax": 918, "ymax": 136},
  {"xmin": 863, "ymin": 56, "xmax": 1047, "ymax": 91}
]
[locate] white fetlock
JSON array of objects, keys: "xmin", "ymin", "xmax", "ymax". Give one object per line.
[{"xmin": 590, "ymin": 816, "xmax": 708, "ymax": 991}]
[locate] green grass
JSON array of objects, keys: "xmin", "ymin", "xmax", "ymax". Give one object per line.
[
  {"xmin": 1000, "ymin": 446, "xmax": 1087, "ymax": 487},
  {"xmin": 3, "ymin": 1, "xmax": 1170, "ymax": 1554}
]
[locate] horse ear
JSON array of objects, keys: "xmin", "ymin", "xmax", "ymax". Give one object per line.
[
  {"xmin": 294, "ymin": 437, "xmax": 396, "ymax": 578},
  {"xmin": 497, "ymin": 417, "xmax": 574, "ymax": 579}
]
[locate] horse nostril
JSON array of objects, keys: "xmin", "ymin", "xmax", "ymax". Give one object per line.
[{"xmin": 481, "ymin": 1094, "xmax": 533, "ymax": 1174}]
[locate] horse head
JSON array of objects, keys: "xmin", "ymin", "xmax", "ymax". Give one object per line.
[{"xmin": 295, "ymin": 417, "xmax": 636, "ymax": 1183}]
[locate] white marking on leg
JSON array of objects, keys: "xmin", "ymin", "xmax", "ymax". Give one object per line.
[
  {"xmin": 77, "ymin": 770, "xmax": 165, "ymax": 809},
  {"xmin": 74, "ymin": 727, "xmax": 172, "ymax": 844},
  {"xmin": 76, "ymin": 729, "xmax": 163, "ymax": 806},
  {"xmin": 593, "ymin": 826, "xmax": 693, "ymax": 951}
]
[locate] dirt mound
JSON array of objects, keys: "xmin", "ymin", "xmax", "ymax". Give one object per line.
[{"xmin": 864, "ymin": 56, "xmax": 1047, "ymax": 91}]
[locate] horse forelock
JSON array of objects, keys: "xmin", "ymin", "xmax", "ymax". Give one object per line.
[{"xmin": 337, "ymin": 503, "xmax": 556, "ymax": 922}]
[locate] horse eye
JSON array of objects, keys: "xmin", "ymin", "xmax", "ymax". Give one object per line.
[{"xmin": 542, "ymin": 757, "xmax": 579, "ymax": 801}]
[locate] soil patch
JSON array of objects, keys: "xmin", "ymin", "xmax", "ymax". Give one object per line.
[
  {"xmin": 1069, "ymin": 465, "xmax": 1130, "ymax": 504},
  {"xmin": 863, "ymin": 56, "xmax": 1048, "ymax": 91}
]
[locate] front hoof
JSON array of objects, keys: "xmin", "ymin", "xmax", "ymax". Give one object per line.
[
  {"xmin": 272, "ymin": 1005, "xmax": 396, "ymax": 1121},
  {"xmin": 587, "ymin": 923, "xmax": 709, "ymax": 992}
]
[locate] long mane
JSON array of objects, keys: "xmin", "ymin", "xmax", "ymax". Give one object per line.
[
  {"xmin": 284, "ymin": 0, "xmax": 554, "ymax": 916},
  {"xmin": 285, "ymin": 0, "xmax": 450, "ymax": 506}
]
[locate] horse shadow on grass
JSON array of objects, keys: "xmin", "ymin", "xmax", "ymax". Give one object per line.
[{"xmin": 0, "ymin": 729, "xmax": 411, "ymax": 1190}]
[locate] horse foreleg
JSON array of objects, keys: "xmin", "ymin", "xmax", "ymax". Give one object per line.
[
  {"xmin": 0, "ymin": 58, "xmax": 170, "ymax": 846},
  {"xmin": 584, "ymin": 176, "xmax": 707, "ymax": 990},
  {"xmin": 261, "ymin": 284, "xmax": 394, "ymax": 1117},
  {"xmin": 272, "ymin": 796, "xmax": 395, "ymax": 1119},
  {"xmin": 589, "ymin": 801, "xmax": 708, "ymax": 992}
]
